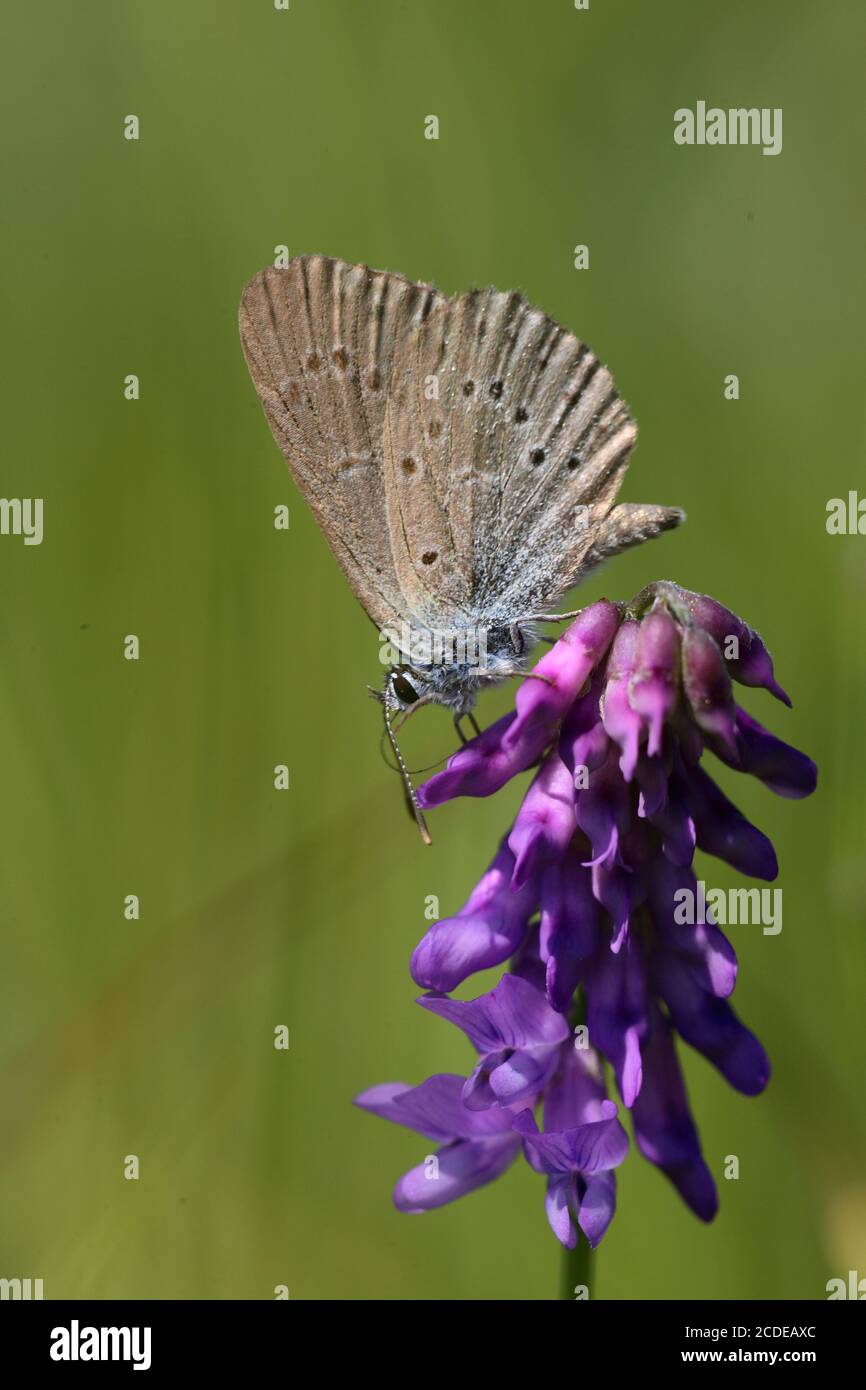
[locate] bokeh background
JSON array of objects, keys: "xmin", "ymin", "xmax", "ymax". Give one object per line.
[{"xmin": 1, "ymin": 0, "xmax": 863, "ymax": 1300}]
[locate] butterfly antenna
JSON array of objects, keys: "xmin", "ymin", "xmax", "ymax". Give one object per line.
[
  {"xmin": 517, "ymin": 605, "xmax": 587, "ymax": 623},
  {"xmin": 382, "ymin": 687, "xmax": 432, "ymax": 846},
  {"xmin": 375, "ymin": 696, "xmax": 450, "ymax": 776}
]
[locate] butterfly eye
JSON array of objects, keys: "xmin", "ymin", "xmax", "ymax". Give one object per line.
[{"xmin": 392, "ymin": 671, "xmax": 419, "ymax": 705}]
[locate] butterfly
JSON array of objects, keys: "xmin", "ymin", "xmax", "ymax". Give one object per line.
[{"xmin": 239, "ymin": 255, "xmax": 682, "ymax": 839}]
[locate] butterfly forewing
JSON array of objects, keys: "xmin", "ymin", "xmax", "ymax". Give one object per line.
[{"xmin": 239, "ymin": 255, "xmax": 444, "ymax": 632}]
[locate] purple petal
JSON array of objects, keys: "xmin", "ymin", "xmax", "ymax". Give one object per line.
[
  {"xmin": 655, "ymin": 953, "xmax": 771, "ymax": 1095},
  {"xmin": 462, "ymin": 1048, "xmax": 511, "ymax": 1110},
  {"xmin": 575, "ymin": 743, "xmax": 632, "ymax": 870},
  {"xmin": 394, "ymin": 1134, "xmax": 520, "ymax": 1212},
  {"xmin": 508, "ymin": 752, "xmax": 576, "ymax": 888},
  {"xmin": 423, "ymin": 972, "xmax": 571, "ymax": 1049},
  {"xmin": 567, "ymin": 721, "xmax": 613, "ymax": 794},
  {"xmin": 592, "ymin": 861, "xmax": 632, "ymax": 954},
  {"xmin": 681, "ymin": 591, "xmax": 791, "ymax": 706},
  {"xmin": 514, "ymin": 1101, "xmax": 629, "ymax": 1175},
  {"xmin": 559, "ymin": 670, "xmax": 609, "ymax": 777},
  {"xmin": 354, "ymin": 1081, "xmax": 421, "ymax": 1127},
  {"xmin": 545, "ymin": 1173, "xmax": 578, "ymax": 1248},
  {"xmin": 584, "ymin": 938, "xmax": 650, "ymax": 1106},
  {"xmin": 647, "ymin": 856, "xmax": 738, "ymax": 1000},
  {"xmin": 628, "ymin": 609, "xmax": 681, "ymax": 756},
  {"xmin": 485, "ymin": 1046, "xmax": 561, "ymax": 1109},
  {"xmin": 418, "ymin": 712, "xmax": 520, "ymax": 806},
  {"xmin": 678, "ymin": 761, "xmax": 778, "ymax": 880},
  {"xmin": 410, "ymin": 842, "xmax": 536, "ymax": 992},
  {"xmin": 543, "ymin": 1040, "xmax": 610, "ymax": 1132},
  {"xmin": 635, "ymin": 751, "xmax": 671, "ymax": 820},
  {"xmin": 585, "ymin": 816, "xmax": 650, "ymax": 955},
  {"xmin": 601, "ymin": 620, "xmax": 643, "ymax": 780},
  {"xmin": 682, "ymin": 626, "xmax": 738, "ymax": 759},
  {"xmin": 577, "ymin": 1170, "xmax": 617, "ymax": 1247},
  {"xmin": 502, "ymin": 601, "xmax": 622, "ymax": 759},
  {"xmin": 710, "ymin": 707, "xmax": 818, "ymax": 800},
  {"xmin": 646, "ymin": 772, "xmax": 697, "ymax": 866},
  {"xmin": 420, "ymin": 975, "xmax": 570, "ymax": 1112},
  {"xmin": 631, "ymin": 1011, "xmax": 718, "ymax": 1221},
  {"xmin": 538, "ymin": 855, "xmax": 600, "ymax": 1013},
  {"xmin": 355, "ymin": 1073, "xmax": 516, "ymax": 1142}
]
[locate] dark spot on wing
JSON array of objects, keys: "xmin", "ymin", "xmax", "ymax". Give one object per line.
[
  {"xmin": 306, "ymin": 351, "xmax": 322, "ymax": 372},
  {"xmin": 462, "ymin": 380, "xmax": 475, "ymax": 396},
  {"xmin": 515, "ymin": 406, "xmax": 529, "ymax": 423},
  {"xmin": 421, "ymin": 551, "xmax": 438, "ymax": 566},
  {"xmin": 333, "ymin": 347, "xmax": 349, "ymax": 369},
  {"xmin": 530, "ymin": 447, "xmax": 546, "ymax": 465},
  {"xmin": 401, "ymin": 457, "xmax": 417, "ymax": 475},
  {"xmin": 489, "ymin": 380, "xmax": 503, "ymax": 399},
  {"xmin": 428, "ymin": 420, "xmax": 443, "ymax": 439}
]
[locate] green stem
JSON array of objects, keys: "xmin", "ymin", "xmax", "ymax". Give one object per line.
[
  {"xmin": 558, "ymin": 989, "xmax": 596, "ymax": 1300},
  {"xmin": 560, "ymin": 1238, "xmax": 595, "ymax": 1301}
]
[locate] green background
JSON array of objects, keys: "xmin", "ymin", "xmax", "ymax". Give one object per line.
[{"xmin": 1, "ymin": 0, "xmax": 863, "ymax": 1300}]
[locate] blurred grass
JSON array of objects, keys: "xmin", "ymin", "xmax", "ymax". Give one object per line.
[{"xmin": 0, "ymin": 0, "xmax": 863, "ymax": 1298}]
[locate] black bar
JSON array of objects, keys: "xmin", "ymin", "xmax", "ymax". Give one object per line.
[{"xmin": 1, "ymin": 1298, "xmax": 861, "ymax": 1374}]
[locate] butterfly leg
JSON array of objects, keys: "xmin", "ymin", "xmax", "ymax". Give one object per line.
[{"xmin": 391, "ymin": 695, "xmax": 435, "ymax": 735}]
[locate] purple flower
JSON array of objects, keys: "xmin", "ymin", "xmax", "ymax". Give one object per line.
[
  {"xmin": 419, "ymin": 973, "xmax": 571, "ymax": 1109},
  {"xmin": 359, "ymin": 583, "xmax": 816, "ymax": 1243},
  {"xmin": 356, "ymin": 996, "xmax": 628, "ymax": 1245},
  {"xmin": 515, "ymin": 1044, "xmax": 628, "ymax": 1248},
  {"xmin": 355, "ymin": 1074, "xmax": 521, "ymax": 1211}
]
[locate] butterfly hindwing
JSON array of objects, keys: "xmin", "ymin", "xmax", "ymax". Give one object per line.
[{"xmin": 383, "ymin": 283, "xmax": 643, "ymax": 617}]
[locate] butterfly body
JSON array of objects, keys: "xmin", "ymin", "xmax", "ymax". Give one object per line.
[{"xmin": 382, "ymin": 615, "xmax": 538, "ymax": 716}]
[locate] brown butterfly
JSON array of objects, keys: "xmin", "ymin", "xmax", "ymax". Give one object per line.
[{"xmin": 239, "ymin": 255, "xmax": 682, "ymax": 839}]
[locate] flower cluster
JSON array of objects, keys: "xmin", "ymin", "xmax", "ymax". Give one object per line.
[{"xmin": 356, "ymin": 582, "xmax": 817, "ymax": 1249}]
